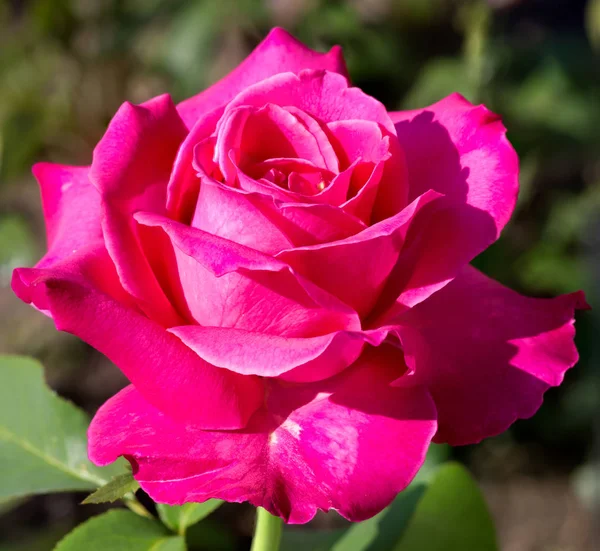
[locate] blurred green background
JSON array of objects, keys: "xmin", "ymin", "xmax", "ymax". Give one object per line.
[{"xmin": 0, "ymin": 0, "xmax": 598, "ymax": 549}]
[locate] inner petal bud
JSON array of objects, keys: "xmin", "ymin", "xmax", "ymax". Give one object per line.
[{"xmin": 215, "ymin": 103, "xmax": 336, "ymax": 187}]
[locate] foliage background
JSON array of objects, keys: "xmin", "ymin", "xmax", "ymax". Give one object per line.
[{"xmin": 0, "ymin": 0, "xmax": 598, "ymax": 549}]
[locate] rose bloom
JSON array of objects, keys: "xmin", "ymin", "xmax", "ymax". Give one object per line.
[{"xmin": 13, "ymin": 29, "xmax": 587, "ymax": 523}]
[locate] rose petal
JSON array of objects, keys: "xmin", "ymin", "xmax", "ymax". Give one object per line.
[
  {"xmin": 285, "ymin": 106, "xmax": 339, "ymax": 172},
  {"xmin": 169, "ymin": 325, "xmax": 389, "ymax": 382},
  {"xmin": 234, "ymin": 159, "xmax": 345, "ymax": 206},
  {"xmin": 177, "ymin": 27, "xmax": 349, "ymax": 128},
  {"xmin": 233, "ymin": 159, "xmax": 323, "ymax": 203},
  {"xmin": 191, "ymin": 178, "xmax": 365, "ymax": 253},
  {"xmin": 390, "ymin": 93, "xmax": 519, "ymax": 236},
  {"xmin": 90, "ymin": 94, "xmax": 188, "ymax": 326},
  {"xmin": 191, "ymin": 177, "xmax": 294, "ymax": 253},
  {"xmin": 88, "ymin": 347, "xmax": 437, "ymax": 523},
  {"xmin": 275, "ymin": 200, "xmax": 366, "ymax": 245},
  {"xmin": 369, "ymin": 133, "xmax": 409, "ymax": 222},
  {"xmin": 28, "ymin": 165, "xmax": 129, "ymax": 306},
  {"xmin": 167, "ymin": 107, "xmax": 222, "ymax": 222},
  {"xmin": 13, "ymin": 250, "xmax": 263, "ymax": 429},
  {"xmin": 327, "ymin": 120, "xmax": 388, "ymax": 168},
  {"xmin": 216, "ymin": 104, "xmax": 334, "ymax": 185},
  {"xmin": 12, "ymin": 244, "xmax": 131, "ymax": 315},
  {"xmin": 341, "ymin": 160, "xmax": 385, "ymax": 223},
  {"xmin": 277, "ymin": 190, "xmax": 441, "ymax": 317},
  {"xmin": 135, "ymin": 212, "xmax": 360, "ymax": 336},
  {"xmin": 394, "ymin": 265, "xmax": 588, "ymax": 445},
  {"xmin": 367, "ymin": 193, "xmax": 499, "ymax": 320},
  {"xmin": 226, "ymin": 70, "xmax": 395, "ymax": 134},
  {"xmin": 368, "ymin": 93, "xmax": 520, "ymax": 317},
  {"xmin": 233, "ymin": 160, "xmax": 346, "ymax": 208},
  {"xmin": 326, "ymin": 120, "xmax": 409, "ymax": 223},
  {"xmin": 31, "ymin": 163, "xmax": 102, "ymax": 269}
]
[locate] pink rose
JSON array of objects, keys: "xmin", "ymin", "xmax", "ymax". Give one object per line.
[{"xmin": 13, "ymin": 28, "xmax": 586, "ymax": 523}]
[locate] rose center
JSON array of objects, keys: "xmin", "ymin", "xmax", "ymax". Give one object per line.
[{"xmin": 214, "ymin": 103, "xmax": 338, "ymax": 197}]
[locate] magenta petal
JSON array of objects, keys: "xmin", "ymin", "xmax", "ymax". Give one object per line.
[
  {"xmin": 234, "ymin": 163, "xmax": 344, "ymax": 207},
  {"xmin": 382, "ymin": 94, "xmax": 518, "ymax": 310},
  {"xmin": 136, "ymin": 212, "xmax": 360, "ymax": 336},
  {"xmin": 13, "ymin": 255, "xmax": 263, "ymax": 429},
  {"xmin": 326, "ymin": 120, "xmax": 409, "ymax": 221},
  {"xmin": 167, "ymin": 107, "xmax": 222, "ymax": 222},
  {"xmin": 192, "ymin": 174, "xmax": 365, "ymax": 253},
  {"xmin": 191, "ymin": 178, "xmax": 294, "ymax": 254},
  {"xmin": 226, "ymin": 70, "xmax": 395, "ymax": 133},
  {"xmin": 13, "ymin": 244, "xmax": 132, "ymax": 315},
  {"xmin": 32, "ymin": 163, "xmax": 102, "ymax": 269},
  {"xmin": 168, "ymin": 325, "xmax": 389, "ymax": 382},
  {"xmin": 277, "ymin": 190, "xmax": 441, "ymax": 317},
  {"xmin": 234, "ymin": 164, "xmax": 313, "ymax": 204},
  {"xmin": 341, "ymin": 160, "xmax": 385, "ymax": 223},
  {"xmin": 390, "ymin": 93, "xmax": 519, "ymax": 236},
  {"xmin": 177, "ymin": 28, "xmax": 349, "ymax": 128},
  {"xmin": 89, "ymin": 94, "xmax": 188, "ymax": 326},
  {"xmin": 394, "ymin": 265, "xmax": 587, "ymax": 445},
  {"xmin": 327, "ymin": 120, "xmax": 388, "ymax": 167},
  {"xmin": 286, "ymin": 106, "xmax": 339, "ymax": 172},
  {"xmin": 275, "ymin": 200, "xmax": 366, "ymax": 246},
  {"xmin": 88, "ymin": 347, "xmax": 437, "ymax": 523},
  {"xmin": 216, "ymin": 104, "xmax": 334, "ymax": 185}
]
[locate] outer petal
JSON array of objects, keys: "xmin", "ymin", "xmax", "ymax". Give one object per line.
[
  {"xmin": 390, "ymin": 93, "xmax": 519, "ymax": 236},
  {"xmin": 89, "ymin": 94, "xmax": 188, "ymax": 326},
  {"xmin": 177, "ymin": 27, "xmax": 349, "ymax": 128},
  {"xmin": 15, "ymin": 164, "xmax": 129, "ymax": 310},
  {"xmin": 368, "ymin": 193, "xmax": 498, "ymax": 320},
  {"xmin": 394, "ymin": 265, "xmax": 588, "ymax": 445},
  {"xmin": 13, "ymin": 244, "xmax": 132, "ymax": 315},
  {"xmin": 89, "ymin": 347, "xmax": 437, "ymax": 524},
  {"xmin": 12, "ymin": 250, "xmax": 263, "ymax": 429},
  {"xmin": 32, "ymin": 163, "xmax": 102, "ymax": 269},
  {"xmin": 136, "ymin": 212, "xmax": 360, "ymax": 336}
]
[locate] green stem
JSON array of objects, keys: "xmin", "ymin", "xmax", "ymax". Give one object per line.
[
  {"xmin": 250, "ymin": 507, "xmax": 283, "ymax": 551},
  {"xmin": 123, "ymin": 493, "xmax": 154, "ymax": 520}
]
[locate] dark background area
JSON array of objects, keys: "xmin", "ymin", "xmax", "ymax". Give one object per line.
[{"xmin": 0, "ymin": 0, "xmax": 598, "ymax": 549}]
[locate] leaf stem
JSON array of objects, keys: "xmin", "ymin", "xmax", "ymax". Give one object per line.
[
  {"xmin": 250, "ymin": 507, "xmax": 283, "ymax": 551},
  {"xmin": 123, "ymin": 494, "xmax": 154, "ymax": 519}
]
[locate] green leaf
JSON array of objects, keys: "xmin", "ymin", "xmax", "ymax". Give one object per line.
[
  {"xmin": 281, "ymin": 444, "xmax": 448, "ymax": 551},
  {"xmin": 82, "ymin": 472, "xmax": 140, "ymax": 504},
  {"xmin": 157, "ymin": 500, "xmax": 224, "ymax": 535},
  {"xmin": 282, "ymin": 457, "xmax": 494, "ymax": 551},
  {"xmin": 0, "ymin": 355, "xmax": 125, "ymax": 499},
  {"xmin": 282, "ymin": 484, "xmax": 426, "ymax": 551},
  {"xmin": 54, "ymin": 510, "xmax": 186, "ymax": 551},
  {"xmin": 394, "ymin": 462, "xmax": 497, "ymax": 551}
]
